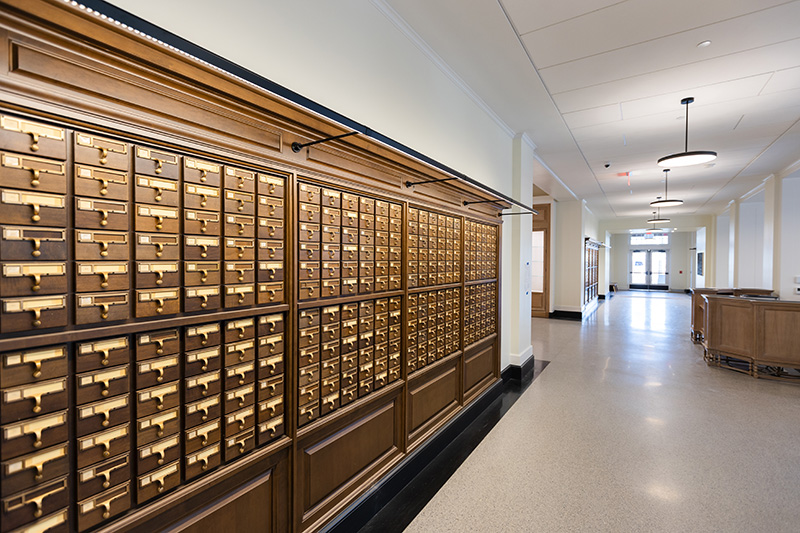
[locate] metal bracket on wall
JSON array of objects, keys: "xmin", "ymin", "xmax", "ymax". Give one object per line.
[{"xmin": 291, "ymin": 131, "xmax": 360, "ymax": 153}]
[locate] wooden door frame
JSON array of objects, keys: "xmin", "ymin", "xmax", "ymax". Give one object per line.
[{"xmin": 531, "ymin": 203, "xmax": 550, "ymax": 318}]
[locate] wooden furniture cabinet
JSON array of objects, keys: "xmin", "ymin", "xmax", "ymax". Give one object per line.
[{"xmin": 0, "ymin": 1, "xmax": 504, "ymax": 532}]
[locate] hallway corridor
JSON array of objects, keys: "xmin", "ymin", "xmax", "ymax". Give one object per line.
[{"xmin": 405, "ymin": 292, "xmax": 800, "ymax": 532}]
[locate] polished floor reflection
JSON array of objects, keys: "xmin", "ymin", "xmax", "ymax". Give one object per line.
[{"xmin": 405, "ymin": 292, "xmax": 800, "ymax": 532}]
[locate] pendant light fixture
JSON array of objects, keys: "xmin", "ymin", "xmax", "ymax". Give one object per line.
[
  {"xmin": 657, "ymin": 97, "xmax": 717, "ymax": 167},
  {"xmin": 650, "ymin": 168, "xmax": 683, "ymax": 207},
  {"xmin": 646, "ymin": 207, "xmax": 670, "ymax": 225}
]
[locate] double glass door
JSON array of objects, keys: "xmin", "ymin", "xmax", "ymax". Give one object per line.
[{"xmin": 630, "ymin": 250, "xmax": 668, "ymax": 290}]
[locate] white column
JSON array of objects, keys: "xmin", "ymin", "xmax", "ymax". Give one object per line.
[{"xmin": 500, "ymin": 134, "xmax": 534, "ymax": 369}]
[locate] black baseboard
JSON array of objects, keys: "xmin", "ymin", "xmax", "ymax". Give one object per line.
[
  {"xmin": 502, "ymin": 356, "xmax": 535, "ymax": 387},
  {"xmin": 322, "ymin": 377, "xmax": 505, "ymax": 533},
  {"xmin": 598, "ymin": 294, "xmax": 605, "ymax": 300},
  {"xmin": 549, "ymin": 310, "xmax": 582, "ymax": 321}
]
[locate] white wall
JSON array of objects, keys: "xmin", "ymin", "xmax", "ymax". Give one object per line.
[
  {"xmin": 695, "ymin": 227, "xmax": 707, "ymax": 289},
  {"xmin": 779, "ymin": 176, "xmax": 800, "ymax": 301},
  {"xmin": 554, "ymin": 200, "xmax": 583, "ymax": 312},
  {"xmin": 714, "ymin": 213, "xmax": 731, "ymax": 287},
  {"xmin": 737, "ymin": 192, "xmax": 766, "ymax": 288}
]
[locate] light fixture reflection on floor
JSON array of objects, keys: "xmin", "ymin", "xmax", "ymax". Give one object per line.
[
  {"xmin": 651, "ymin": 169, "xmax": 683, "ymax": 207},
  {"xmin": 657, "ymin": 97, "xmax": 717, "ymax": 167}
]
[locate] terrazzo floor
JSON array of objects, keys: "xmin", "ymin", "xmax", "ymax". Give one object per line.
[{"xmin": 404, "ymin": 291, "xmax": 800, "ymax": 532}]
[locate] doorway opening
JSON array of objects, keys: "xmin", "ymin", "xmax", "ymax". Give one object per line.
[{"xmin": 629, "ymin": 249, "xmax": 669, "ymax": 290}]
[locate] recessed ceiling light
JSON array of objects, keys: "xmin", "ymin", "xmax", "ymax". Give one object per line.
[{"xmin": 697, "ymin": 40, "xmax": 712, "ymax": 48}]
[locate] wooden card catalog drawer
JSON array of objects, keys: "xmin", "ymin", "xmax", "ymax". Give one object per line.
[
  {"xmin": 258, "ymin": 282, "xmax": 284, "ymax": 305},
  {"xmin": 224, "ymin": 190, "xmax": 254, "ymax": 215},
  {"xmin": 341, "ymin": 209, "xmax": 358, "ymax": 228},
  {"xmin": 298, "ymin": 346, "xmax": 319, "ymax": 368},
  {"xmin": 0, "ymin": 189, "xmax": 65, "ymax": 227},
  {"xmin": 136, "ymin": 382, "xmax": 179, "ymax": 418},
  {"xmin": 185, "ymin": 346, "xmax": 220, "ymax": 377},
  {"xmin": 76, "ymin": 262, "xmax": 128, "ymax": 293},
  {"xmin": 137, "ymin": 461, "xmax": 180, "ymax": 504},
  {"xmin": 76, "ymin": 337, "xmax": 128, "ymax": 373},
  {"xmin": 0, "ymin": 296, "xmax": 66, "ymax": 333},
  {"xmin": 76, "ymin": 367, "xmax": 128, "ymax": 405},
  {"xmin": 185, "ymin": 261, "xmax": 221, "ymax": 286},
  {"xmin": 74, "ymin": 131, "xmax": 128, "ymax": 170},
  {"xmin": 185, "ymin": 323, "xmax": 221, "ymax": 351},
  {"xmin": 298, "ymin": 402, "xmax": 319, "ymax": 427},
  {"xmin": 0, "ymin": 116, "xmax": 65, "ymax": 159},
  {"xmin": 224, "ymin": 284, "xmax": 255, "ymax": 308},
  {"xmin": 258, "ymin": 261, "xmax": 283, "ymax": 283},
  {"xmin": 224, "ymin": 340, "xmax": 255, "ymax": 366},
  {"xmin": 259, "ymin": 239, "xmax": 284, "ymax": 261},
  {"xmin": 76, "ymin": 230, "xmax": 128, "ymax": 261},
  {"xmin": 258, "ymin": 376, "xmax": 283, "ymax": 402},
  {"xmin": 321, "ymin": 188, "xmax": 340, "ymax": 208},
  {"xmin": 184, "ymin": 157, "xmax": 221, "ymax": 186},
  {"xmin": 299, "ymin": 280, "xmax": 319, "ymax": 301},
  {"xmin": 321, "ymin": 341, "xmax": 340, "ymax": 361},
  {"xmin": 0, "ymin": 152, "xmax": 66, "ymax": 194},
  {"xmin": 134, "ymin": 147, "xmax": 178, "ymax": 179},
  {"xmin": 258, "ymin": 196, "xmax": 284, "ymax": 220},
  {"xmin": 185, "ymin": 444, "xmax": 221, "ymax": 481},
  {"xmin": 137, "ymin": 434, "xmax": 180, "ymax": 474},
  {"xmin": 340, "ymin": 383, "xmax": 358, "ymax": 407},
  {"xmin": 184, "ymin": 182, "xmax": 220, "ymax": 211},
  {"xmin": 223, "ymin": 428, "xmax": 255, "ymax": 463},
  {"xmin": 74, "ymin": 197, "xmax": 127, "ymax": 230},
  {"xmin": 74, "ymin": 164, "xmax": 128, "ymax": 203},
  {"xmin": 225, "ymin": 317, "xmax": 255, "ymax": 342},
  {"xmin": 225, "ymin": 362, "xmax": 255, "ymax": 390},
  {"xmin": 135, "ymin": 205, "xmax": 179, "ymax": 233},
  {"xmin": 320, "ymin": 391, "xmax": 340, "ymax": 416},
  {"xmin": 76, "ymin": 396, "xmax": 128, "ymax": 437},
  {"xmin": 185, "ymin": 420, "xmax": 220, "ymax": 455},
  {"xmin": 299, "ymin": 261, "xmax": 319, "ymax": 282},
  {"xmin": 224, "ymin": 214, "xmax": 255, "ymax": 238},
  {"xmin": 224, "ymin": 385, "xmax": 255, "ymax": 415},
  {"xmin": 185, "ymin": 209, "xmax": 221, "ymax": 236},
  {"xmin": 224, "ymin": 238, "xmax": 254, "ymax": 261},
  {"xmin": 298, "ymin": 183, "xmax": 320, "ymax": 204},
  {"xmin": 258, "ymin": 355, "xmax": 284, "ymax": 380},
  {"xmin": 185, "ymin": 236, "xmax": 220, "ymax": 261},
  {"xmin": 77, "ymin": 455, "xmax": 129, "ymax": 500},
  {"xmin": 258, "ymin": 416, "xmax": 284, "ymax": 445},
  {"xmin": 340, "ymin": 335, "xmax": 357, "ymax": 355},
  {"xmin": 298, "ymin": 383, "xmax": 319, "ymax": 409},
  {"xmin": 185, "ymin": 286, "xmax": 221, "ymax": 313},
  {"xmin": 298, "ymin": 364, "xmax": 320, "ymax": 388},
  {"xmin": 224, "ymin": 166, "xmax": 255, "ymax": 193},
  {"xmin": 225, "ymin": 262, "xmax": 255, "ymax": 285},
  {"xmin": 223, "ymin": 406, "xmax": 255, "ymax": 438},
  {"xmin": 136, "ymin": 355, "xmax": 180, "ymax": 389},
  {"xmin": 1, "ymin": 475, "xmax": 68, "ymax": 532},
  {"xmin": 322, "ymin": 206, "xmax": 341, "ymax": 226},
  {"xmin": 258, "ymin": 313, "xmax": 284, "ymax": 335},
  {"xmin": 77, "ymin": 424, "xmax": 129, "ymax": 469},
  {"xmin": 0, "ymin": 226, "xmax": 65, "ymax": 261},
  {"xmin": 137, "ymin": 330, "xmax": 180, "ymax": 360},
  {"xmin": 1, "ymin": 346, "xmax": 66, "ymax": 389},
  {"xmin": 258, "ymin": 173, "xmax": 285, "ymax": 198},
  {"xmin": 77, "ymin": 483, "xmax": 130, "ymax": 532},
  {"xmin": 258, "ymin": 397, "xmax": 284, "ymax": 423},
  {"xmin": 299, "ymin": 203, "xmax": 321, "ymax": 225},
  {"xmin": 185, "ymin": 372, "xmax": 220, "ymax": 404},
  {"xmin": 75, "ymin": 292, "xmax": 129, "ymax": 324},
  {"xmin": 185, "ymin": 396, "xmax": 220, "ymax": 429},
  {"xmin": 259, "ymin": 335, "xmax": 284, "ymax": 359},
  {"xmin": 1, "ymin": 443, "xmax": 68, "ymax": 498},
  {"xmin": 257, "ymin": 218, "xmax": 283, "ymax": 241},
  {"xmin": 137, "ymin": 409, "xmax": 179, "ymax": 446},
  {"xmin": 1, "ymin": 410, "xmax": 67, "ymax": 461},
  {"xmin": 134, "ymin": 233, "xmax": 178, "ymax": 261},
  {"xmin": 135, "ymin": 289, "xmax": 180, "ymax": 318},
  {"xmin": 359, "ymin": 197, "xmax": 375, "ymax": 214},
  {"xmin": 136, "ymin": 262, "xmax": 179, "ymax": 289},
  {"xmin": 341, "ymin": 227, "xmax": 358, "ymax": 245}
]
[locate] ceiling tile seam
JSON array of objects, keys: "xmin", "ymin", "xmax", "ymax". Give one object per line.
[
  {"xmin": 532, "ymin": 0, "xmax": 800, "ymax": 70},
  {"xmin": 515, "ymin": 0, "xmax": 628, "ymax": 37},
  {"xmin": 369, "ymin": 0, "xmax": 515, "ymax": 139},
  {"xmin": 757, "ymin": 72, "xmax": 776, "ymax": 96},
  {"xmin": 497, "ymin": 0, "xmax": 612, "ymax": 212},
  {"xmin": 696, "ymin": 115, "xmax": 800, "ymax": 213},
  {"xmin": 547, "ymin": 37, "xmax": 800, "ymax": 96}
]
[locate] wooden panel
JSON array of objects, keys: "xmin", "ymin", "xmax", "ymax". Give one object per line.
[
  {"xmin": 760, "ymin": 306, "xmax": 800, "ymax": 366},
  {"xmin": 463, "ymin": 342, "xmax": 496, "ymax": 402},
  {"xmin": 707, "ymin": 298, "xmax": 755, "ymax": 359},
  {"xmin": 407, "ymin": 357, "xmax": 460, "ymax": 446},
  {"xmin": 174, "ymin": 471, "xmax": 273, "ymax": 533}
]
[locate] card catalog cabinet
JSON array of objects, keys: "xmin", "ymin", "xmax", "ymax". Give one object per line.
[{"xmin": 0, "ymin": 3, "xmax": 504, "ymax": 531}]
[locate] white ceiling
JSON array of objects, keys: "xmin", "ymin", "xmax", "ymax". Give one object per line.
[{"xmin": 386, "ymin": 0, "xmax": 800, "ymax": 220}]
